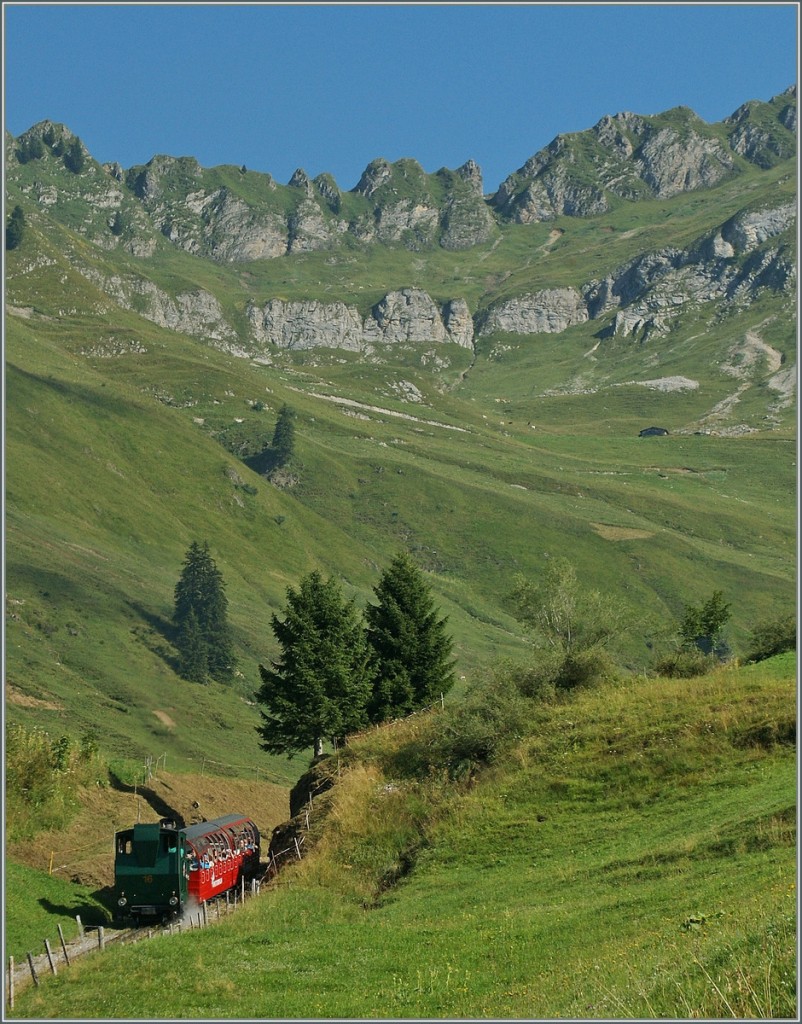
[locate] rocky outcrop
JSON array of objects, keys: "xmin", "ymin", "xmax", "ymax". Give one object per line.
[
  {"xmin": 78, "ymin": 268, "xmax": 237, "ymax": 343},
  {"xmin": 478, "ymin": 288, "xmax": 588, "ymax": 335},
  {"xmin": 491, "ymin": 95, "xmax": 795, "ymax": 224},
  {"xmin": 248, "ymin": 288, "xmax": 475, "ymax": 352},
  {"xmin": 248, "ymin": 299, "xmax": 364, "ymax": 351},
  {"xmin": 364, "ymin": 288, "xmax": 450, "ymax": 345},
  {"xmin": 725, "ymin": 86, "xmax": 797, "ymax": 168},
  {"xmin": 479, "ymin": 200, "xmax": 795, "ymax": 341},
  {"xmin": 635, "ymin": 124, "xmax": 734, "ymax": 197},
  {"xmin": 204, "ymin": 190, "xmax": 288, "ymax": 261}
]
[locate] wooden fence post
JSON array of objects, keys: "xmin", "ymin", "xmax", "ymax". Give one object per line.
[
  {"xmin": 44, "ymin": 939, "xmax": 57, "ymax": 976},
  {"xmin": 57, "ymin": 924, "xmax": 71, "ymax": 966},
  {"xmin": 97, "ymin": 927, "xmax": 105, "ymax": 951},
  {"xmin": 8, "ymin": 956, "xmax": 14, "ymax": 1009},
  {"xmin": 75, "ymin": 914, "xmax": 85, "ymax": 939},
  {"xmin": 294, "ymin": 837, "xmax": 302, "ymax": 860},
  {"xmin": 26, "ymin": 953, "xmax": 39, "ymax": 988}
]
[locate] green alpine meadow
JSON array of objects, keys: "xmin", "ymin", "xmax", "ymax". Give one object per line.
[{"xmin": 4, "ymin": 82, "xmax": 796, "ymax": 1019}]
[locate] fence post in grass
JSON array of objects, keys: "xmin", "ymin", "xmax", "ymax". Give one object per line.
[
  {"xmin": 242, "ymin": 876, "xmax": 245, "ymax": 902},
  {"xmin": 8, "ymin": 956, "xmax": 14, "ymax": 1008},
  {"xmin": 294, "ymin": 837, "xmax": 302, "ymax": 861},
  {"xmin": 97, "ymin": 927, "xmax": 105, "ymax": 951},
  {"xmin": 57, "ymin": 924, "xmax": 71, "ymax": 966},
  {"xmin": 75, "ymin": 915, "xmax": 84, "ymax": 939},
  {"xmin": 26, "ymin": 953, "xmax": 39, "ymax": 988},
  {"xmin": 202, "ymin": 902, "xmax": 208, "ymax": 927},
  {"xmin": 44, "ymin": 939, "xmax": 57, "ymax": 976},
  {"xmin": 225, "ymin": 891, "xmax": 230, "ymax": 913}
]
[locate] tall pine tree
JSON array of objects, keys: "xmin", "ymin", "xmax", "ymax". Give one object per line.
[
  {"xmin": 365, "ymin": 552, "xmax": 455, "ymax": 723},
  {"xmin": 271, "ymin": 403, "xmax": 296, "ymax": 469},
  {"xmin": 6, "ymin": 205, "xmax": 25, "ymax": 251},
  {"xmin": 173, "ymin": 541, "xmax": 235, "ymax": 682},
  {"xmin": 256, "ymin": 571, "xmax": 371, "ymax": 757}
]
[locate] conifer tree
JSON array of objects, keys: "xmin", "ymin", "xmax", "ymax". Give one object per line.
[
  {"xmin": 256, "ymin": 571, "xmax": 371, "ymax": 757},
  {"xmin": 64, "ymin": 137, "xmax": 85, "ymax": 173},
  {"xmin": 271, "ymin": 404, "xmax": 296, "ymax": 468},
  {"xmin": 173, "ymin": 541, "xmax": 235, "ymax": 682},
  {"xmin": 6, "ymin": 205, "xmax": 25, "ymax": 251},
  {"xmin": 177, "ymin": 608, "xmax": 209, "ymax": 683},
  {"xmin": 365, "ymin": 552, "xmax": 455, "ymax": 723}
]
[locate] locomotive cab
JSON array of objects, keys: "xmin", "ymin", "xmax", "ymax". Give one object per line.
[{"xmin": 114, "ymin": 822, "xmax": 189, "ymax": 923}]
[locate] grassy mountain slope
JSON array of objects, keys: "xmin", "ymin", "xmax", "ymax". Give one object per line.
[
  {"xmin": 10, "ymin": 654, "xmax": 795, "ymax": 1019},
  {"xmin": 5, "ymin": 108, "xmax": 796, "ymax": 776}
]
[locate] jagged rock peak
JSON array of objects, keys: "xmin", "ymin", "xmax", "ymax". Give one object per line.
[
  {"xmin": 353, "ymin": 158, "xmax": 393, "ymax": 196},
  {"xmin": 456, "ymin": 159, "xmax": 484, "ymax": 193},
  {"xmin": 288, "ymin": 168, "xmax": 313, "ymax": 190}
]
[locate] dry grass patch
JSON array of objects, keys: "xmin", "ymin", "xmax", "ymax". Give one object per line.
[{"xmin": 590, "ymin": 522, "xmax": 655, "ymax": 541}]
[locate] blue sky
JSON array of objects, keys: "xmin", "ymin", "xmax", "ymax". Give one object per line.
[{"xmin": 3, "ymin": 3, "xmax": 798, "ymax": 193}]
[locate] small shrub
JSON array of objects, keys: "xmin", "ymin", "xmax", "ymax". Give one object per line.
[
  {"xmin": 744, "ymin": 613, "xmax": 796, "ymax": 663},
  {"xmin": 653, "ymin": 649, "xmax": 717, "ymax": 678},
  {"xmin": 555, "ymin": 646, "xmax": 617, "ymax": 690},
  {"xmin": 423, "ymin": 675, "xmax": 530, "ymax": 780}
]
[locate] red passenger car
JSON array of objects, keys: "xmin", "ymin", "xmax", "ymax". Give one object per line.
[{"xmin": 183, "ymin": 814, "xmax": 261, "ymax": 904}]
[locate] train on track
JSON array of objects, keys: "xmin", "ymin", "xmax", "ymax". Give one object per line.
[{"xmin": 114, "ymin": 814, "xmax": 260, "ymax": 924}]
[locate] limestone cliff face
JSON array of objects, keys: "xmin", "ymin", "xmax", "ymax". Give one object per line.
[
  {"xmin": 479, "ymin": 201, "xmax": 795, "ymax": 341},
  {"xmin": 478, "ymin": 288, "xmax": 588, "ymax": 335},
  {"xmin": 78, "ymin": 268, "xmax": 237, "ymax": 343},
  {"xmin": 248, "ymin": 288, "xmax": 475, "ymax": 352},
  {"xmin": 247, "ymin": 299, "xmax": 364, "ymax": 351}
]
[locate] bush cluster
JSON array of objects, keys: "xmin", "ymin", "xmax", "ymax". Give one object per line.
[{"xmin": 6, "ymin": 724, "xmax": 104, "ymax": 840}]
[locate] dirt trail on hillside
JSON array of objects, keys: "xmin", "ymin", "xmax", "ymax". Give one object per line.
[{"xmin": 8, "ymin": 771, "xmax": 291, "ymax": 891}]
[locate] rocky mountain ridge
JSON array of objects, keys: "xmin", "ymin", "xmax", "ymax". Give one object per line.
[
  {"xmin": 5, "ymin": 87, "xmax": 796, "ymax": 365},
  {"xmin": 8, "ymin": 87, "xmax": 795, "ymax": 263}
]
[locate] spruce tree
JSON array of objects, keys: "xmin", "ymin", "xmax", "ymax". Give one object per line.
[
  {"xmin": 271, "ymin": 404, "xmax": 296, "ymax": 468},
  {"xmin": 64, "ymin": 137, "xmax": 86, "ymax": 173},
  {"xmin": 177, "ymin": 608, "xmax": 209, "ymax": 683},
  {"xmin": 365, "ymin": 552, "xmax": 455, "ymax": 723},
  {"xmin": 6, "ymin": 205, "xmax": 25, "ymax": 251},
  {"xmin": 256, "ymin": 571, "xmax": 371, "ymax": 757},
  {"xmin": 173, "ymin": 541, "xmax": 235, "ymax": 682}
]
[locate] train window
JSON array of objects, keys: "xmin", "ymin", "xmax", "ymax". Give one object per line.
[{"xmin": 116, "ymin": 835, "xmax": 133, "ymax": 856}]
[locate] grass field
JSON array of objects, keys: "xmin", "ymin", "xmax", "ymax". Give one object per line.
[{"xmin": 9, "ymin": 654, "xmax": 795, "ymax": 1019}]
